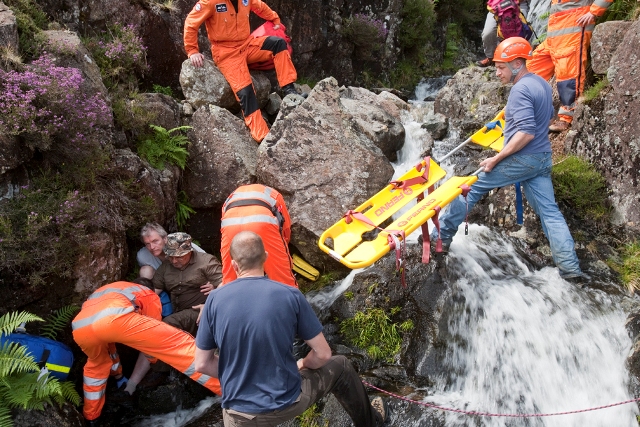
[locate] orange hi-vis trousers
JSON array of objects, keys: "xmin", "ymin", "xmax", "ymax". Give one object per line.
[
  {"xmin": 212, "ymin": 36, "xmax": 297, "ymax": 142},
  {"xmin": 72, "ymin": 282, "xmax": 221, "ymax": 421},
  {"xmin": 220, "ymin": 184, "xmax": 298, "ymax": 287},
  {"xmin": 527, "ymin": 0, "xmax": 613, "ymax": 123}
]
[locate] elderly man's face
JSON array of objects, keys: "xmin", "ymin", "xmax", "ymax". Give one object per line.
[
  {"xmin": 143, "ymin": 230, "xmax": 166, "ymax": 257},
  {"xmin": 169, "ymin": 252, "xmax": 192, "ymax": 270}
]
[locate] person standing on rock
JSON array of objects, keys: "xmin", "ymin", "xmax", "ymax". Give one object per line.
[
  {"xmin": 528, "ymin": 0, "xmax": 614, "ymax": 132},
  {"xmin": 184, "ymin": 0, "xmax": 299, "ymax": 143},
  {"xmin": 195, "ymin": 231, "xmax": 387, "ymax": 426},
  {"xmin": 433, "ymin": 37, "xmax": 590, "ymax": 284}
]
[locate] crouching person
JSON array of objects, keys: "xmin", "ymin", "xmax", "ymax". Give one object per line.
[
  {"xmin": 72, "ymin": 280, "xmax": 221, "ymax": 426},
  {"xmin": 195, "ymin": 231, "xmax": 387, "ymax": 426}
]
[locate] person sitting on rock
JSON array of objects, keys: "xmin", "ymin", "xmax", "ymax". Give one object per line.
[
  {"xmin": 476, "ymin": 0, "xmax": 530, "ymax": 67},
  {"xmin": 72, "ymin": 278, "xmax": 221, "ymax": 427},
  {"xmin": 137, "ymin": 222, "xmax": 205, "ymax": 280},
  {"xmin": 152, "ymin": 232, "xmax": 223, "ymax": 336},
  {"xmin": 183, "ymin": 0, "xmax": 299, "ymax": 143},
  {"xmin": 220, "ymin": 184, "xmax": 298, "ymax": 288}
]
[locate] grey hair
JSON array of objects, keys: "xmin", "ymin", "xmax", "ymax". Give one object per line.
[{"xmin": 140, "ymin": 222, "xmax": 168, "ymax": 241}]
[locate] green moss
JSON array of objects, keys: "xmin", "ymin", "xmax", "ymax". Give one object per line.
[
  {"xmin": 343, "ymin": 291, "xmax": 354, "ymax": 300},
  {"xmin": 340, "ymin": 307, "xmax": 413, "ymax": 362},
  {"xmin": 583, "ymin": 77, "xmax": 609, "ymax": 103},
  {"xmin": 152, "ymin": 84, "xmax": 173, "ymax": 96},
  {"xmin": 551, "ymin": 156, "xmax": 610, "ymax": 222}
]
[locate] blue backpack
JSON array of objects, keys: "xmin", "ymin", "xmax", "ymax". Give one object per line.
[{"xmin": 1, "ymin": 332, "xmax": 74, "ymax": 380}]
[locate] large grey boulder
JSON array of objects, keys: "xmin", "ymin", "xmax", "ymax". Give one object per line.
[
  {"xmin": 434, "ymin": 66, "xmax": 507, "ymax": 133},
  {"xmin": 182, "ymin": 105, "xmax": 257, "ymax": 208},
  {"xmin": 339, "ymin": 86, "xmax": 406, "ymax": 161},
  {"xmin": 591, "ymin": 21, "xmax": 632, "ymax": 75},
  {"xmin": 129, "ymin": 92, "xmax": 182, "ymax": 133},
  {"xmin": 111, "ymin": 148, "xmax": 180, "ymax": 225},
  {"xmin": 179, "ymin": 59, "xmax": 271, "ymax": 113},
  {"xmin": 0, "ymin": 2, "xmax": 18, "ymax": 55},
  {"xmin": 570, "ymin": 18, "xmax": 640, "ymax": 233},
  {"xmin": 42, "ymin": 30, "xmax": 109, "ymax": 103},
  {"xmin": 256, "ymin": 77, "xmax": 395, "ymax": 268},
  {"xmin": 73, "ymin": 229, "xmax": 128, "ymax": 295}
]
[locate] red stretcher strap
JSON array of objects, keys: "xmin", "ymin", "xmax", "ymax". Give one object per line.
[{"xmin": 390, "ymin": 157, "xmax": 431, "ymax": 190}]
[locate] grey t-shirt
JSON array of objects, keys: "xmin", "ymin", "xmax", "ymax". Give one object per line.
[{"xmin": 136, "ymin": 242, "xmax": 205, "ymax": 270}]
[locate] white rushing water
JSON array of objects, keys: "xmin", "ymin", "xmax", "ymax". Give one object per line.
[{"xmin": 409, "ymin": 79, "xmax": 637, "ymax": 426}]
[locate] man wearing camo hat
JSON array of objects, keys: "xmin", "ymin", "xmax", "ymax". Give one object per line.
[{"xmin": 152, "ymin": 232, "xmax": 223, "ymax": 336}]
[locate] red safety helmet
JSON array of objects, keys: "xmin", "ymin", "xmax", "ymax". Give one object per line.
[{"xmin": 493, "ymin": 37, "xmax": 533, "ymax": 63}]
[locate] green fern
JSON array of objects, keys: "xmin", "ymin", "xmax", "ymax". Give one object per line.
[
  {"xmin": 176, "ymin": 190, "xmax": 196, "ymax": 229},
  {"xmin": 0, "ymin": 311, "xmax": 81, "ymax": 425},
  {"xmin": 137, "ymin": 125, "xmax": 192, "ymax": 169},
  {"xmin": 0, "ymin": 342, "xmax": 40, "ymax": 377},
  {"xmin": 0, "ymin": 312, "xmax": 43, "ymax": 337},
  {"xmin": 39, "ymin": 305, "xmax": 80, "ymax": 340}
]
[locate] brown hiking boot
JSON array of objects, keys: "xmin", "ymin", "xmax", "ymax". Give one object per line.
[
  {"xmin": 549, "ymin": 119, "xmax": 570, "ymax": 132},
  {"xmin": 476, "ymin": 57, "xmax": 494, "ymax": 67},
  {"xmin": 371, "ymin": 396, "xmax": 388, "ymax": 425}
]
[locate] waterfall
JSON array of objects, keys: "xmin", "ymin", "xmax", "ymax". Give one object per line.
[{"xmin": 410, "ymin": 79, "xmax": 638, "ymax": 426}]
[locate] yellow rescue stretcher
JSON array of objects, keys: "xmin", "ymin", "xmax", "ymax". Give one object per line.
[{"xmin": 318, "ymin": 109, "xmax": 506, "ymax": 270}]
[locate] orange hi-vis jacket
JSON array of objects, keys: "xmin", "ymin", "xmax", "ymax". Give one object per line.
[
  {"xmin": 528, "ymin": 0, "xmax": 613, "ymax": 123},
  {"xmin": 183, "ymin": 0, "xmax": 297, "ymax": 142},
  {"xmin": 220, "ymin": 184, "xmax": 298, "ymax": 287},
  {"xmin": 72, "ymin": 281, "xmax": 221, "ymax": 421}
]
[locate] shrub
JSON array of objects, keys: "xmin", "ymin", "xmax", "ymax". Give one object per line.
[
  {"xmin": 603, "ymin": 0, "xmax": 640, "ymax": 21},
  {"xmin": 0, "ymin": 311, "xmax": 80, "ymax": 427},
  {"xmin": 397, "ymin": 0, "xmax": 436, "ymax": 55},
  {"xmin": 3, "ymin": 0, "xmax": 49, "ymax": 60},
  {"xmin": 84, "ymin": 23, "xmax": 148, "ymax": 90},
  {"xmin": 551, "ymin": 156, "xmax": 610, "ymax": 222},
  {"xmin": 137, "ymin": 125, "xmax": 192, "ymax": 169},
  {"xmin": 341, "ymin": 13, "xmax": 388, "ymax": 59},
  {"xmin": 152, "ymin": 84, "xmax": 173, "ymax": 96},
  {"xmin": 340, "ymin": 307, "xmax": 413, "ymax": 362},
  {"xmin": 0, "ymin": 54, "xmax": 111, "ymax": 153}
]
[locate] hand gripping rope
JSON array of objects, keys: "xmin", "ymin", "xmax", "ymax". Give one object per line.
[{"xmin": 362, "ymin": 380, "xmax": 640, "ymax": 418}]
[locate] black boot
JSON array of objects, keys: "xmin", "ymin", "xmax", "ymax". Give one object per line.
[{"xmin": 281, "ymin": 83, "xmax": 298, "ymax": 97}]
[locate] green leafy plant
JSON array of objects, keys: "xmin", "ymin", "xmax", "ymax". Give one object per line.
[
  {"xmin": 152, "ymin": 84, "xmax": 173, "ymax": 96},
  {"xmin": 603, "ymin": 0, "xmax": 640, "ymax": 21},
  {"xmin": 340, "ymin": 308, "xmax": 414, "ymax": 362},
  {"xmin": 176, "ymin": 191, "xmax": 196, "ymax": 229},
  {"xmin": 583, "ymin": 77, "xmax": 609, "ymax": 102},
  {"xmin": 39, "ymin": 306, "xmax": 80, "ymax": 341},
  {"xmin": 397, "ymin": 0, "xmax": 436, "ymax": 55},
  {"xmin": 3, "ymin": 0, "xmax": 49, "ymax": 60},
  {"xmin": 296, "ymin": 404, "xmax": 328, "ymax": 427},
  {"xmin": 551, "ymin": 156, "xmax": 610, "ymax": 222},
  {"xmin": 137, "ymin": 125, "xmax": 192, "ymax": 169},
  {"xmin": 0, "ymin": 311, "xmax": 80, "ymax": 426}
]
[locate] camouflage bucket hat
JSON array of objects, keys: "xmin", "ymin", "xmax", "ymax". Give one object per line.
[{"xmin": 164, "ymin": 232, "xmax": 193, "ymax": 257}]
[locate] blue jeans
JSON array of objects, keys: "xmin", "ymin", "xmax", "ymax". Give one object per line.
[{"xmin": 437, "ymin": 152, "xmax": 582, "ymax": 276}]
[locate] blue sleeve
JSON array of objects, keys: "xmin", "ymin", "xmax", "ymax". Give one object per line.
[
  {"xmin": 509, "ymin": 84, "xmax": 536, "ymax": 136},
  {"xmin": 195, "ymin": 296, "xmax": 218, "ymax": 350},
  {"xmin": 294, "ymin": 291, "xmax": 323, "ymax": 340}
]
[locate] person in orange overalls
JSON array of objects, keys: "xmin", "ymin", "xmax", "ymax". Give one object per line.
[
  {"xmin": 184, "ymin": 0, "xmax": 298, "ymax": 143},
  {"xmin": 72, "ymin": 280, "xmax": 221, "ymax": 425},
  {"xmin": 527, "ymin": 0, "xmax": 614, "ymax": 132},
  {"xmin": 220, "ymin": 184, "xmax": 298, "ymax": 288}
]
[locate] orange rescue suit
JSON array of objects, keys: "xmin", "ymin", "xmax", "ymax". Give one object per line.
[
  {"xmin": 527, "ymin": 0, "xmax": 613, "ymax": 123},
  {"xmin": 72, "ymin": 281, "xmax": 221, "ymax": 421},
  {"xmin": 183, "ymin": 0, "xmax": 297, "ymax": 142},
  {"xmin": 220, "ymin": 184, "xmax": 298, "ymax": 287}
]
